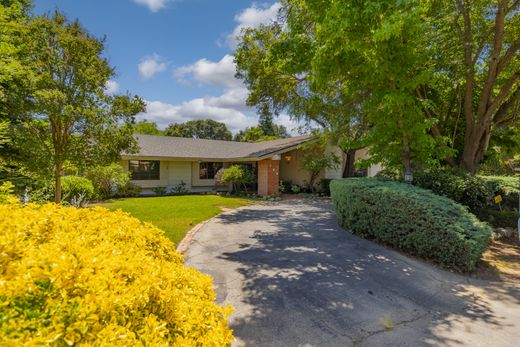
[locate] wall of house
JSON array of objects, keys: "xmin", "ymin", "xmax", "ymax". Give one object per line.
[{"xmin": 278, "ymin": 149, "xmax": 314, "ymax": 187}]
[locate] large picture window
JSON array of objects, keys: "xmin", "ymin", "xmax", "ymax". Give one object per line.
[
  {"xmin": 199, "ymin": 162, "xmax": 223, "ymax": 180},
  {"xmin": 129, "ymin": 160, "xmax": 160, "ymax": 180}
]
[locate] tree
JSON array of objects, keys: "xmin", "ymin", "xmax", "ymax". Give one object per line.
[
  {"xmin": 164, "ymin": 119, "xmax": 232, "ymax": 140},
  {"xmin": 233, "ymin": 125, "xmax": 288, "ymax": 142},
  {"xmin": 236, "ymin": 0, "xmax": 520, "ymax": 175},
  {"xmin": 425, "ymin": 0, "xmax": 520, "ymax": 173},
  {"xmin": 300, "ymin": 141, "xmax": 339, "ymax": 192},
  {"xmin": 134, "ymin": 120, "xmax": 163, "ymax": 135},
  {"xmin": 220, "ymin": 164, "xmax": 255, "ymax": 194},
  {"xmin": 234, "ymin": 4, "xmax": 370, "ymax": 176},
  {"xmin": 9, "ymin": 12, "xmax": 145, "ymax": 203}
]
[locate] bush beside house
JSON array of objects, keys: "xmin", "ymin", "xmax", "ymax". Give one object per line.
[
  {"xmin": 331, "ymin": 178, "xmax": 492, "ymax": 272},
  {"xmin": 0, "ymin": 202, "xmax": 233, "ymax": 346}
]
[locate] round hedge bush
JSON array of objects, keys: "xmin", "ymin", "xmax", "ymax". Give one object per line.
[
  {"xmin": 331, "ymin": 178, "xmax": 492, "ymax": 272},
  {"xmin": 0, "ymin": 203, "xmax": 233, "ymax": 346},
  {"xmin": 61, "ymin": 176, "xmax": 95, "ymax": 203}
]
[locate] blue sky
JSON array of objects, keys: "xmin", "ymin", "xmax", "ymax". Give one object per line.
[{"xmin": 33, "ymin": 0, "xmax": 295, "ymax": 133}]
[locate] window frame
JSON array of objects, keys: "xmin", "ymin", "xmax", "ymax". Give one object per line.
[{"xmin": 128, "ymin": 160, "xmax": 160, "ymax": 181}]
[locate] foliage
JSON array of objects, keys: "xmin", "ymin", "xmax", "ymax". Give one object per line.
[
  {"xmin": 234, "ymin": 126, "xmax": 281, "ymax": 142},
  {"xmin": 170, "ymin": 181, "xmax": 189, "ymax": 195},
  {"xmin": 480, "ymin": 175, "xmax": 520, "ymax": 209},
  {"xmin": 413, "ymin": 169, "xmax": 493, "ymax": 214},
  {"xmin": 133, "ymin": 120, "xmax": 163, "ymax": 135},
  {"xmin": 221, "ymin": 165, "xmax": 255, "ymax": 193},
  {"xmin": 164, "ymin": 119, "xmax": 232, "ymax": 141},
  {"xmin": 153, "ymin": 186, "xmax": 167, "ymax": 196},
  {"xmin": 235, "ymin": 4, "xmax": 369, "ymax": 175},
  {"xmin": 300, "ymin": 142, "xmax": 339, "ymax": 191},
  {"xmin": 0, "ymin": 202, "xmax": 233, "ymax": 345},
  {"xmin": 236, "ymin": 0, "xmax": 520, "ymax": 174},
  {"xmin": 86, "ymin": 163, "xmax": 130, "ymax": 200},
  {"xmin": 0, "ymin": 181, "xmax": 15, "ymax": 203},
  {"xmin": 115, "ymin": 182, "xmax": 142, "ymax": 198},
  {"xmin": 60, "ymin": 175, "xmax": 94, "ymax": 205},
  {"xmin": 102, "ymin": 195, "xmax": 253, "ymax": 244},
  {"xmin": 331, "ymin": 178, "xmax": 492, "ymax": 272},
  {"xmin": 291, "ymin": 184, "xmax": 301, "ymax": 194},
  {"xmin": 477, "ymin": 208, "xmax": 520, "ymax": 229},
  {"xmin": 5, "ymin": 10, "xmax": 145, "ymax": 203}
]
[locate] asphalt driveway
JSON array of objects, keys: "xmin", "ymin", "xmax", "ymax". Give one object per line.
[{"xmin": 185, "ymin": 199, "xmax": 520, "ymax": 347}]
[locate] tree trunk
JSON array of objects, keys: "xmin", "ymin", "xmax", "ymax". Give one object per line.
[
  {"xmin": 402, "ymin": 138, "xmax": 412, "ymax": 182},
  {"xmin": 342, "ymin": 149, "xmax": 357, "ymax": 178},
  {"xmin": 54, "ymin": 160, "xmax": 63, "ymax": 203}
]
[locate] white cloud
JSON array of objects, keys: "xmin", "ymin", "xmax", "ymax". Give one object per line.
[
  {"xmin": 174, "ymin": 55, "xmax": 242, "ymax": 89},
  {"xmin": 137, "ymin": 99, "xmax": 257, "ymax": 133},
  {"xmin": 138, "ymin": 54, "xmax": 167, "ymax": 79},
  {"xmin": 226, "ymin": 2, "xmax": 281, "ymax": 48},
  {"xmin": 104, "ymin": 80, "xmax": 120, "ymax": 95},
  {"xmin": 133, "ymin": 0, "xmax": 170, "ymax": 12}
]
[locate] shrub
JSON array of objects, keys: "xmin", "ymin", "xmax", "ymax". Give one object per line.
[
  {"xmin": 61, "ymin": 176, "xmax": 94, "ymax": 205},
  {"xmin": 291, "ymin": 184, "xmax": 301, "ymax": 194},
  {"xmin": 413, "ymin": 169, "xmax": 492, "ymax": 213},
  {"xmin": 331, "ymin": 178, "xmax": 492, "ymax": 272},
  {"xmin": 115, "ymin": 182, "xmax": 142, "ymax": 198},
  {"xmin": 480, "ymin": 175, "xmax": 519, "ymax": 210},
  {"xmin": 86, "ymin": 164, "xmax": 130, "ymax": 200},
  {"xmin": 477, "ymin": 208, "xmax": 520, "ymax": 228},
  {"xmin": 221, "ymin": 165, "xmax": 255, "ymax": 193},
  {"xmin": 0, "ymin": 181, "xmax": 15, "ymax": 203},
  {"xmin": 170, "ymin": 181, "xmax": 189, "ymax": 195},
  {"xmin": 152, "ymin": 186, "xmax": 167, "ymax": 196},
  {"xmin": 0, "ymin": 202, "xmax": 233, "ymax": 345}
]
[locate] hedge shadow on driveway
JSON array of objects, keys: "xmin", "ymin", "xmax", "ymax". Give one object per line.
[{"xmin": 188, "ymin": 200, "xmax": 520, "ymax": 346}]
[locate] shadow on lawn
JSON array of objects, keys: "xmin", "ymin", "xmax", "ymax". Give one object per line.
[{"xmin": 215, "ymin": 200, "xmax": 520, "ymax": 346}]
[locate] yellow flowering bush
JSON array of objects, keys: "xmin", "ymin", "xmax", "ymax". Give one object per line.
[{"xmin": 0, "ymin": 203, "xmax": 233, "ymax": 346}]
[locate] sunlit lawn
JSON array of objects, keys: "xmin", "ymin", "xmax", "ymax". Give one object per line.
[{"xmin": 101, "ymin": 195, "xmax": 254, "ymax": 245}]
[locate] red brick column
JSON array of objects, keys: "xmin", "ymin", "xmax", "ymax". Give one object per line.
[{"xmin": 257, "ymin": 159, "xmax": 280, "ymax": 196}]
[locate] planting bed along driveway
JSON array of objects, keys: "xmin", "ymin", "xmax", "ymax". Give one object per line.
[{"xmin": 185, "ymin": 199, "xmax": 520, "ymax": 347}]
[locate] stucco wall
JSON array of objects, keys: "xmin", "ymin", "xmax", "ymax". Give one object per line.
[{"xmin": 278, "ymin": 149, "xmax": 323, "ymax": 187}]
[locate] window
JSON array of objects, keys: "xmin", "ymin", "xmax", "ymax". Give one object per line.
[
  {"xmin": 129, "ymin": 160, "xmax": 160, "ymax": 180},
  {"xmin": 199, "ymin": 162, "xmax": 223, "ymax": 180}
]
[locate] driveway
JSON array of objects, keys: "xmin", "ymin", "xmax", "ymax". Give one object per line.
[{"xmin": 185, "ymin": 199, "xmax": 520, "ymax": 347}]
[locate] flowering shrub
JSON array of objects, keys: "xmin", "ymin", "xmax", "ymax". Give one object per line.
[{"xmin": 0, "ymin": 203, "xmax": 233, "ymax": 346}]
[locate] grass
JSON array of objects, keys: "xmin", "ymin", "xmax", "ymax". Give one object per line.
[{"xmin": 101, "ymin": 195, "xmax": 254, "ymax": 245}]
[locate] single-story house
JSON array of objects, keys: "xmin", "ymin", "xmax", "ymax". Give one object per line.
[{"xmin": 121, "ymin": 134, "xmax": 382, "ymax": 196}]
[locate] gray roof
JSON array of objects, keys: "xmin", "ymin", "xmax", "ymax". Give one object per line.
[{"xmin": 125, "ymin": 134, "xmax": 315, "ymax": 161}]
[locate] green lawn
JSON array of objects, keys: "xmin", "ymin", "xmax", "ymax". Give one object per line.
[{"xmin": 101, "ymin": 195, "xmax": 254, "ymax": 245}]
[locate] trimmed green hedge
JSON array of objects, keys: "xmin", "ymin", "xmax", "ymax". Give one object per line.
[{"xmin": 331, "ymin": 178, "xmax": 492, "ymax": 272}]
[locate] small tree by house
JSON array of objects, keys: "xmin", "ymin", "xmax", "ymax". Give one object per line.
[
  {"xmin": 220, "ymin": 165, "xmax": 255, "ymax": 194},
  {"xmin": 300, "ymin": 142, "xmax": 339, "ymax": 192}
]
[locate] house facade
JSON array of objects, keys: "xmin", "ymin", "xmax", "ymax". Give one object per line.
[{"xmin": 121, "ymin": 134, "xmax": 381, "ymax": 196}]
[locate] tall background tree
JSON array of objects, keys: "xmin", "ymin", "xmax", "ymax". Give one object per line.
[
  {"xmin": 134, "ymin": 120, "xmax": 163, "ymax": 135},
  {"xmin": 5, "ymin": 10, "xmax": 145, "ymax": 202},
  {"xmin": 234, "ymin": 110, "xmax": 289, "ymax": 142},
  {"xmin": 164, "ymin": 119, "xmax": 232, "ymax": 140}
]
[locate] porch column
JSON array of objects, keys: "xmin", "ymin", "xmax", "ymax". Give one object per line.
[{"xmin": 257, "ymin": 158, "xmax": 280, "ymax": 196}]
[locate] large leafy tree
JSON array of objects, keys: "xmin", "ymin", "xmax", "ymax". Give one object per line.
[
  {"xmin": 235, "ymin": 3, "xmax": 373, "ymax": 176},
  {"xmin": 9, "ymin": 11, "xmax": 145, "ymax": 202},
  {"xmin": 236, "ymin": 0, "xmax": 520, "ymax": 175},
  {"xmin": 164, "ymin": 119, "xmax": 232, "ymax": 140},
  {"xmin": 426, "ymin": 0, "xmax": 520, "ymax": 173}
]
